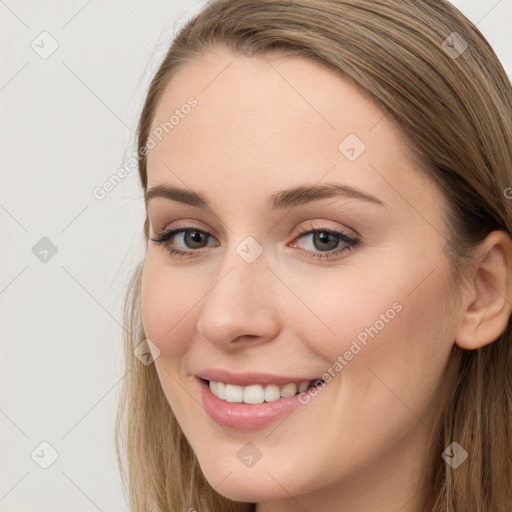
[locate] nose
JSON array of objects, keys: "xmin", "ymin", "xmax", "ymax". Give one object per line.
[{"xmin": 196, "ymin": 241, "xmax": 280, "ymax": 350}]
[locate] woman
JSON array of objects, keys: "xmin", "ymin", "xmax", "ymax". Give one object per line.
[{"xmin": 115, "ymin": 1, "xmax": 512, "ymax": 510}]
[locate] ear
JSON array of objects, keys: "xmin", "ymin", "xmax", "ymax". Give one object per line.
[{"xmin": 455, "ymin": 230, "xmax": 512, "ymax": 350}]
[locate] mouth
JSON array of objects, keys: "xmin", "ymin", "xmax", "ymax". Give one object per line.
[
  {"xmin": 199, "ymin": 377, "xmax": 325, "ymax": 405},
  {"xmin": 197, "ymin": 376, "xmax": 326, "ymax": 431}
]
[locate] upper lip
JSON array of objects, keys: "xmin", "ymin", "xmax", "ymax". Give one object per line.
[{"xmin": 196, "ymin": 369, "xmax": 323, "ymax": 386}]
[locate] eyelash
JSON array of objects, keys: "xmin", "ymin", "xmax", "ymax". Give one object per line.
[{"xmin": 150, "ymin": 224, "xmax": 360, "ymax": 261}]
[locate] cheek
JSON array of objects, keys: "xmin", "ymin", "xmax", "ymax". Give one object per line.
[
  {"xmin": 314, "ymin": 246, "xmax": 452, "ymax": 352},
  {"xmin": 274, "ymin": 260, "xmax": 408, "ymax": 365},
  {"xmin": 293, "ymin": 249, "xmax": 456, "ymax": 413},
  {"xmin": 333, "ymin": 266, "xmax": 456, "ymax": 429},
  {"xmin": 140, "ymin": 257, "xmax": 199, "ymax": 358}
]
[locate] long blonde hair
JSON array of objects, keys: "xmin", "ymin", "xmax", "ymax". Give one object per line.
[{"xmin": 115, "ymin": 1, "xmax": 512, "ymax": 510}]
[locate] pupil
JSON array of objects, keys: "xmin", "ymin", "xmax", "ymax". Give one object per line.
[
  {"xmin": 315, "ymin": 231, "xmax": 338, "ymax": 251},
  {"xmin": 188, "ymin": 230, "xmax": 205, "ymax": 248}
]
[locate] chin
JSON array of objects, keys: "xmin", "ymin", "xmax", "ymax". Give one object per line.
[{"xmin": 198, "ymin": 457, "xmax": 297, "ymax": 503}]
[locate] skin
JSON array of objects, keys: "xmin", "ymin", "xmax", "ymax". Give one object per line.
[{"xmin": 140, "ymin": 48, "xmax": 512, "ymax": 512}]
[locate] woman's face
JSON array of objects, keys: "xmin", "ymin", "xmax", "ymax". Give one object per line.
[{"xmin": 141, "ymin": 48, "xmax": 461, "ymax": 508}]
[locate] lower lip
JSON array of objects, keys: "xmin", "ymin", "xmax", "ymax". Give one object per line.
[{"xmin": 197, "ymin": 378, "xmax": 308, "ymax": 431}]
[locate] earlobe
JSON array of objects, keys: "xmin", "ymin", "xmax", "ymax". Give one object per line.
[{"xmin": 454, "ymin": 230, "xmax": 512, "ymax": 351}]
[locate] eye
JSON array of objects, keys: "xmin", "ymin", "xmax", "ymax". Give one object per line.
[
  {"xmin": 290, "ymin": 224, "xmax": 360, "ymax": 260},
  {"xmin": 150, "ymin": 223, "xmax": 360, "ymax": 261},
  {"xmin": 150, "ymin": 226, "xmax": 218, "ymax": 259}
]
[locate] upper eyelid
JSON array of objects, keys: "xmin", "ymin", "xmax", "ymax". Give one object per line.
[
  {"xmin": 295, "ymin": 222, "xmax": 357, "ymax": 237},
  {"xmin": 150, "ymin": 220, "xmax": 215, "ymax": 239}
]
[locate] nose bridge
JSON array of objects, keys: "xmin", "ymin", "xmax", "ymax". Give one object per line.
[
  {"xmin": 196, "ymin": 234, "xmax": 279, "ymax": 345},
  {"xmin": 214, "ymin": 234, "xmax": 271, "ymax": 299}
]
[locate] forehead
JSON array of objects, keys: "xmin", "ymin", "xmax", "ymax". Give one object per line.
[{"xmin": 146, "ymin": 49, "xmax": 440, "ymax": 216}]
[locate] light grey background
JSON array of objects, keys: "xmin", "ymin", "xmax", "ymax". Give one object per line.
[{"xmin": 1, "ymin": 1, "xmax": 511, "ymax": 510}]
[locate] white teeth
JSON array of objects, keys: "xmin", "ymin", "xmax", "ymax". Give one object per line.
[
  {"xmin": 208, "ymin": 379, "xmax": 314, "ymax": 403},
  {"xmin": 243, "ymin": 385, "xmax": 265, "ymax": 404},
  {"xmin": 216, "ymin": 381, "xmax": 226, "ymax": 400},
  {"xmin": 298, "ymin": 381, "xmax": 309, "ymax": 393},
  {"xmin": 209, "ymin": 380, "xmax": 227, "ymax": 399},
  {"xmin": 280, "ymin": 383, "xmax": 297, "ymax": 397},
  {"xmin": 264, "ymin": 384, "xmax": 281, "ymax": 402},
  {"xmin": 225, "ymin": 384, "xmax": 244, "ymax": 402}
]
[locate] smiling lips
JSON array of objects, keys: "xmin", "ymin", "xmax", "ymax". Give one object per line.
[
  {"xmin": 208, "ymin": 379, "xmax": 321, "ymax": 404},
  {"xmin": 196, "ymin": 369, "xmax": 325, "ymax": 404},
  {"xmin": 195, "ymin": 368, "xmax": 325, "ymax": 431}
]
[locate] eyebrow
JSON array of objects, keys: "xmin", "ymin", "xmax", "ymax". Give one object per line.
[{"xmin": 145, "ymin": 182, "xmax": 386, "ymax": 210}]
